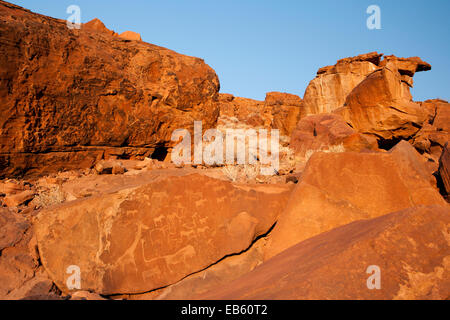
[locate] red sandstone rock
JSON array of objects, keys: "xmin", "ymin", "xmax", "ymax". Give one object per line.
[
  {"xmin": 412, "ymin": 99, "xmax": 450, "ymax": 162},
  {"xmin": 218, "ymin": 95, "xmax": 267, "ymax": 128},
  {"xmin": 83, "ymin": 18, "xmax": 118, "ymax": 37},
  {"xmin": 0, "ymin": 1, "xmax": 220, "ymax": 178},
  {"xmin": 340, "ymin": 66, "xmax": 428, "ymax": 140},
  {"xmin": 0, "ymin": 180, "xmax": 24, "ymax": 195},
  {"xmin": 119, "ymin": 31, "xmax": 142, "ymax": 41},
  {"xmin": 265, "ymin": 144, "xmax": 446, "ymax": 260},
  {"xmin": 94, "ymin": 159, "xmax": 126, "ymax": 175},
  {"xmin": 265, "ymin": 92, "xmax": 302, "ymax": 137},
  {"xmin": 35, "ymin": 174, "xmax": 291, "ymax": 295},
  {"xmin": 265, "ymin": 92, "xmax": 302, "ymax": 107},
  {"xmin": 303, "ymin": 52, "xmax": 432, "ymax": 145},
  {"xmin": 3, "ymin": 190, "xmax": 35, "ymax": 207},
  {"xmin": 289, "ymin": 113, "xmax": 376, "ymax": 156},
  {"xmin": 0, "ymin": 208, "xmax": 30, "ymax": 250},
  {"xmin": 200, "ymin": 205, "xmax": 450, "ymax": 300},
  {"xmin": 302, "ymin": 52, "xmax": 382, "ymax": 115},
  {"xmin": 0, "ymin": 208, "xmax": 54, "ymax": 300},
  {"xmin": 127, "ymin": 240, "xmax": 267, "ymax": 300},
  {"xmin": 439, "ymin": 143, "xmax": 450, "ymax": 198}
]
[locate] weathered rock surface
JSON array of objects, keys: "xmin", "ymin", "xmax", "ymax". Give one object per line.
[
  {"xmin": 83, "ymin": 18, "xmax": 119, "ymax": 37},
  {"xmin": 439, "ymin": 143, "xmax": 450, "ymax": 198},
  {"xmin": 119, "ymin": 31, "xmax": 142, "ymax": 41},
  {"xmin": 200, "ymin": 205, "xmax": 450, "ymax": 300},
  {"xmin": 340, "ymin": 66, "xmax": 428, "ymax": 141},
  {"xmin": 126, "ymin": 239, "xmax": 267, "ymax": 300},
  {"xmin": 303, "ymin": 52, "xmax": 434, "ymax": 146},
  {"xmin": 0, "ymin": 1, "xmax": 219, "ymax": 178},
  {"xmin": 0, "ymin": 208, "xmax": 30, "ymax": 251},
  {"xmin": 290, "ymin": 113, "xmax": 377, "ymax": 156},
  {"xmin": 218, "ymin": 92, "xmax": 303, "ymax": 137},
  {"xmin": 218, "ymin": 94, "xmax": 267, "ymax": 128},
  {"xmin": 35, "ymin": 174, "xmax": 291, "ymax": 295},
  {"xmin": 0, "ymin": 208, "xmax": 56, "ymax": 300},
  {"xmin": 3, "ymin": 190, "xmax": 35, "ymax": 207},
  {"xmin": 412, "ymin": 99, "xmax": 450, "ymax": 162},
  {"xmin": 265, "ymin": 142, "xmax": 447, "ymax": 259},
  {"xmin": 265, "ymin": 92, "xmax": 302, "ymax": 137},
  {"xmin": 302, "ymin": 52, "xmax": 382, "ymax": 115}
]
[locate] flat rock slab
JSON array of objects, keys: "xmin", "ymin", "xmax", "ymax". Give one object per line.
[
  {"xmin": 200, "ymin": 205, "xmax": 450, "ymax": 300},
  {"xmin": 35, "ymin": 174, "xmax": 291, "ymax": 295}
]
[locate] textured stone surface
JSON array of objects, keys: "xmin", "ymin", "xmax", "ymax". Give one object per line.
[
  {"xmin": 340, "ymin": 66, "xmax": 428, "ymax": 140},
  {"xmin": 0, "ymin": 209, "xmax": 51, "ymax": 300},
  {"xmin": 412, "ymin": 99, "xmax": 450, "ymax": 162},
  {"xmin": 289, "ymin": 113, "xmax": 377, "ymax": 156},
  {"xmin": 0, "ymin": 208, "xmax": 30, "ymax": 250},
  {"xmin": 35, "ymin": 174, "xmax": 291, "ymax": 295},
  {"xmin": 127, "ymin": 240, "xmax": 267, "ymax": 300},
  {"xmin": 119, "ymin": 31, "xmax": 142, "ymax": 41},
  {"xmin": 200, "ymin": 205, "xmax": 450, "ymax": 300},
  {"xmin": 439, "ymin": 143, "xmax": 450, "ymax": 198},
  {"xmin": 265, "ymin": 143, "xmax": 447, "ymax": 259},
  {"xmin": 303, "ymin": 52, "xmax": 433, "ymax": 143},
  {"xmin": 3, "ymin": 190, "xmax": 35, "ymax": 207},
  {"xmin": 302, "ymin": 52, "xmax": 382, "ymax": 115},
  {"xmin": 0, "ymin": 1, "xmax": 219, "ymax": 178},
  {"xmin": 218, "ymin": 94, "xmax": 268, "ymax": 128},
  {"xmin": 265, "ymin": 92, "xmax": 302, "ymax": 137}
]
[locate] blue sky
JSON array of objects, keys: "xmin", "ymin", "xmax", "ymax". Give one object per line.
[{"xmin": 11, "ymin": 0, "xmax": 450, "ymax": 102}]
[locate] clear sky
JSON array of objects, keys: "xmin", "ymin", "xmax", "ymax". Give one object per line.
[{"xmin": 10, "ymin": 0, "xmax": 450, "ymax": 102}]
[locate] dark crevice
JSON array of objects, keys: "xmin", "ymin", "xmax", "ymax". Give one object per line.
[
  {"xmin": 434, "ymin": 171, "xmax": 448, "ymax": 201},
  {"xmin": 106, "ymin": 221, "xmax": 278, "ymax": 299},
  {"xmin": 151, "ymin": 146, "xmax": 168, "ymax": 161},
  {"xmin": 378, "ymin": 137, "xmax": 402, "ymax": 151}
]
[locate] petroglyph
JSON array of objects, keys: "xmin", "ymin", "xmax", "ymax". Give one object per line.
[{"xmin": 35, "ymin": 174, "xmax": 291, "ymax": 295}]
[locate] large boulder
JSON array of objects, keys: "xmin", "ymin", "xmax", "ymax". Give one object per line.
[
  {"xmin": 83, "ymin": 18, "xmax": 119, "ymax": 37},
  {"xmin": 302, "ymin": 52, "xmax": 433, "ymax": 144},
  {"xmin": 217, "ymin": 94, "xmax": 267, "ymax": 128},
  {"xmin": 302, "ymin": 52, "xmax": 382, "ymax": 115},
  {"xmin": 35, "ymin": 174, "xmax": 292, "ymax": 295},
  {"xmin": 0, "ymin": 208, "xmax": 30, "ymax": 251},
  {"xmin": 265, "ymin": 92, "xmax": 302, "ymax": 137},
  {"xmin": 0, "ymin": 2, "xmax": 220, "ymax": 178},
  {"xmin": 119, "ymin": 31, "xmax": 142, "ymax": 41},
  {"xmin": 412, "ymin": 99, "xmax": 450, "ymax": 162},
  {"xmin": 200, "ymin": 205, "xmax": 450, "ymax": 300},
  {"xmin": 289, "ymin": 113, "xmax": 377, "ymax": 157},
  {"xmin": 0, "ymin": 208, "xmax": 56, "ymax": 300},
  {"xmin": 265, "ymin": 142, "xmax": 446, "ymax": 259},
  {"xmin": 340, "ymin": 66, "xmax": 429, "ymax": 141}
]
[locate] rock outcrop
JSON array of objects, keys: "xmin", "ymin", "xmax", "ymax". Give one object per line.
[
  {"xmin": 83, "ymin": 18, "xmax": 119, "ymax": 37},
  {"xmin": 265, "ymin": 92, "xmax": 302, "ymax": 137},
  {"xmin": 35, "ymin": 174, "xmax": 291, "ymax": 295},
  {"xmin": 0, "ymin": 208, "xmax": 57, "ymax": 300},
  {"xmin": 0, "ymin": 1, "xmax": 448, "ymax": 302},
  {"xmin": 439, "ymin": 143, "xmax": 450, "ymax": 199},
  {"xmin": 339, "ymin": 65, "xmax": 428, "ymax": 141},
  {"xmin": 200, "ymin": 205, "xmax": 450, "ymax": 300},
  {"xmin": 412, "ymin": 99, "xmax": 450, "ymax": 162},
  {"xmin": 302, "ymin": 52, "xmax": 382, "ymax": 115},
  {"xmin": 217, "ymin": 92, "xmax": 303, "ymax": 137},
  {"xmin": 119, "ymin": 31, "xmax": 142, "ymax": 41},
  {"xmin": 265, "ymin": 142, "xmax": 446, "ymax": 259},
  {"xmin": 302, "ymin": 52, "xmax": 435, "ymax": 147},
  {"xmin": 0, "ymin": 1, "xmax": 219, "ymax": 178},
  {"xmin": 289, "ymin": 113, "xmax": 377, "ymax": 157}
]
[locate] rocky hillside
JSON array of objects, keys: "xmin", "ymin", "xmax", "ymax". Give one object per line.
[{"xmin": 0, "ymin": 1, "xmax": 448, "ymax": 300}]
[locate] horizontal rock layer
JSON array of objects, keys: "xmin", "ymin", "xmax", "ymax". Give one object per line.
[{"xmin": 0, "ymin": 1, "xmax": 220, "ymax": 178}]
